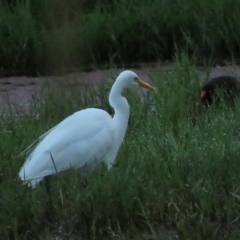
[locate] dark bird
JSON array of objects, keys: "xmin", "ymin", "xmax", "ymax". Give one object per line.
[{"xmin": 200, "ymin": 75, "xmax": 240, "ymax": 107}]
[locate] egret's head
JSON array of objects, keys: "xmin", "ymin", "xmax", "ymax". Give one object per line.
[{"xmin": 117, "ymin": 70, "xmax": 156, "ymax": 91}]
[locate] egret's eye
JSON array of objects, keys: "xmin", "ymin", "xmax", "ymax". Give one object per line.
[{"xmin": 134, "ymin": 77, "xmax": 139, "ymax": 82}]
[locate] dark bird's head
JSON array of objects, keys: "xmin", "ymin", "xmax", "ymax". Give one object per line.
[
  {"xmin": 200, "ymin": 84, "xmax": 216, "ymax": 107},
  {"xmin": 200, "ymin": 75, "xmax": 239, "ymax": 108}
]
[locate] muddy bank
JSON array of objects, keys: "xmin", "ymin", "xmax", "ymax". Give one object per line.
[{"xmin": 0, "ymin": 63, "xmax": 240, "ymax": 114}]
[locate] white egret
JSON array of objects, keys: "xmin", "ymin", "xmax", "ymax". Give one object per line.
[{"xmin": 18, "ymin": 70, "xmax": 155, "ymax": 188}]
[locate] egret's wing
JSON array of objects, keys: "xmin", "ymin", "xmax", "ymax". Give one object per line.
[{"xmin": 19, "ymin": 109, "xmax": 114, "ymax": 183}]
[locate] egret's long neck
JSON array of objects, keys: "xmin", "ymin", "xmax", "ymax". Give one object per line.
[{"xmin": 109, "ymin": 81, "xmax": 130, "ymax": 142}]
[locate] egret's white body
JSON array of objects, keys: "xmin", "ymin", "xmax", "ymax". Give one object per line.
[{"xmin": 18, "ymin": 70, "xmax": 155, "ymax": 188}]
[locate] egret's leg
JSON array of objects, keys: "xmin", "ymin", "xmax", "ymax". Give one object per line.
[
  {"xmin": 39, "ymin": 176, "xmax": 54, "ymax": 224},
  {"xmin": 45, "ymin": 176, "xmax": 53, "ymax": 212}
]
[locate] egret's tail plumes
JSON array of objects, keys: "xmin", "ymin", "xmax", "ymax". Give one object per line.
[
  {"xmin": 21, "ymin": 177, "xmax": 44, "ymax": 188},
  {"xmin": 18, "ymin": 125, "xmax": 58, "ymax": 159},
  {"xmin": 19, "ymin": 165, "xmax": 44, "ymax": 188},
  {"xmin": 18, "ymin": 126, "xmax": 58, "ymax": 188}
]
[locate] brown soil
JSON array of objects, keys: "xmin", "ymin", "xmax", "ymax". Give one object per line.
[{"xmin": 1, "ymin": 63, "xmax": 240, "ymax": 114}]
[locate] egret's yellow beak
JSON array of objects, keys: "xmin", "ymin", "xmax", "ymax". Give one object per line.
[{"xmin": 137, "ymin": 79, "xmax": 156, "ymax": 91}]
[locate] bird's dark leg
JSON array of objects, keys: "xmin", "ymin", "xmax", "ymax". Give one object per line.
[
  {"xmin": 46, "ymin": 152, "xmax": 58, "ymax": 209},
  {"xmin": 39, "ymin": 152, "xmax": 58, "ymax": 225},
  {"xmin": 45, "ymin": 175, "xmax": 53, "ymax": 213},
  {"xmin": 40, "ymin": 175, "xmax": 54, "ymax": 225}
]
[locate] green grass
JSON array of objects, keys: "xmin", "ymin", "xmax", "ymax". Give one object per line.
[
  {"xmin": 1, "ymin": 0, "xmax": 240, "ymax": 75},
  {"xmin": 1, "ymin": 55, "xmax": 240, "ymax": 239}
]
